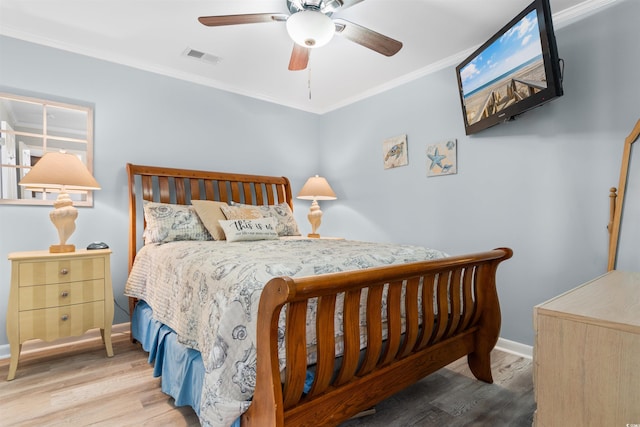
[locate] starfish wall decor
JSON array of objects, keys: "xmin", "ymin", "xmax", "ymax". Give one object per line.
[{"xmin": 426, "ymin": 139, "xmax": 457, "ymax": 177}]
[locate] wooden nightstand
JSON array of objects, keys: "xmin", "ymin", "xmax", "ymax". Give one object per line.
[{"xmin": 6, "ymin": 249, "xmax": 114, "ymax": 380}]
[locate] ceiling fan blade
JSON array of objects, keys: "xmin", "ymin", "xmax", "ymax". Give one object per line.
[
  {"xmin": 333, "ymin": 19, "xmax": 402, "ymax": 57},
  {"xmin": 288, "ymin": 44, "xmax": 310, "ymax": 71},
  {"xmin": 198, "ymin": 13, "xmax": 287, "ymax": 27}
]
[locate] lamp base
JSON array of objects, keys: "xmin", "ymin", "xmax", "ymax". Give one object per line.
[
  {"xmin": 307, "ymin": 233, "xmax": 320, "ymax": 238},
  {"xmin": 50, "ymin": 244, "xmax": 75, "ymax": 253},
  {"xmin": 49, "ymin": 190, "xmax": 78, "ymax": 254}
]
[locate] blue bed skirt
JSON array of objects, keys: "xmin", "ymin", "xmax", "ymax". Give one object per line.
[
  {"xmin": 131, "ymin": 300, "xmax": 207, "ymax": 416},
  {"xmin": 132, "ymin": 300, "xmax": 314, "ymax": 426}
]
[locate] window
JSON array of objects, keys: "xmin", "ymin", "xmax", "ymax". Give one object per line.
[{"xmin": 0, "ymin": 92, "xmax": 94, "ymax": 206}]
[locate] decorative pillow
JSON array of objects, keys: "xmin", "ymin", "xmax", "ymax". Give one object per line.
[
  {"xmin": 142, "ymin": 201, "xmax": 211, "ymax": 244},
  {"xmin": 191, "ymin": 200, "xmax": 228, "ymax": 240},
  {"xmin": 219, "ymin": 217, "xmax": 279, "ymax": 242},
  {"xmin": 220, "ymin": 204, "xmax": 262, "ymax": 220},
  {"xmin": 232, "ymin": 202, "xmax": 301, "ymax": 236}
]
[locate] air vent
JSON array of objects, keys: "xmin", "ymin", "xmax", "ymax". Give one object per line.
[
  {"xmin": 182, "ymin": 48, "xmax": 221, "ymax": 65},
  {"xmin": 187, "ymin": 49, "xmax": 204, "ymax": 59}
]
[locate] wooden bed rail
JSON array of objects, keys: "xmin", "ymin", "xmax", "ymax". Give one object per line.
[{"xmin": 244, "ymin": 247, "xmax": 513, "ymax": 427}]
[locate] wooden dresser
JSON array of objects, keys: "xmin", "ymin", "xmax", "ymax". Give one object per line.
[
  {"xmin": 6, "ymin": 249, "xmax": 114, "ymax": 380},
  {"xmin": 533, "ymin": 270, "xmax": 640, "ymax": 426}
]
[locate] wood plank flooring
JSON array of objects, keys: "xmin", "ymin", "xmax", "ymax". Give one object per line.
[
  {"xmin": 341, "ymin": 349, "xmax": 535, "ymax": 427},
  {"xmin": 0, "ymin": 329, "xmax": 535, "ymax": 426}
]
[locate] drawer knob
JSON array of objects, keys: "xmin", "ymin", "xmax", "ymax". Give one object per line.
[
  {"xmin": 61, "ymin": 314, "xmax": 69, "ymax": 321},
  {"xmin": 60, "ymin": 291, "xmax": 69, "ymax": 298},
  {"xmin": 60, "ymin": 268, "xmax": 69, "ymax": 275}
]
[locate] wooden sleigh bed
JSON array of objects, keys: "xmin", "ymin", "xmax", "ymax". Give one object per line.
[{"xmin": 125, "ymin": 163, "xmax": 512, "ymax": 427}]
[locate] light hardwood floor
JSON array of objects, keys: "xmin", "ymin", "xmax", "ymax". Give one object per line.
[{"xmin": 0, "ymin": 329, "xmax": 535, "ymax": 426}]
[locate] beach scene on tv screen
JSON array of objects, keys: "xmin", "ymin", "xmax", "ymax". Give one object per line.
[{"xmin": 460, "ymin": 10, "xmax": 547, "ymax": 126}]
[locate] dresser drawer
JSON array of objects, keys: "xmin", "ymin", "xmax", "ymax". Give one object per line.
[
  {"xmin": 18, "ymin": 301, "xmax": 105, "ymax": 342},
  {"xmin": 18, "ymin": 257, "xmax": 105, "ymax": 287},
  {"xmin": 19, "ymin": 279, "xmax": 105, "ymax": 311}
]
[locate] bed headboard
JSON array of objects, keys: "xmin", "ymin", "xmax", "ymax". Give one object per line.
[{"xmin": 126, "ymin": 163, "xmax": 293, "ymax": 272}]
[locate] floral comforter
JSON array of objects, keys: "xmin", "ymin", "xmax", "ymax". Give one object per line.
[{"xmin": 125, "ymin": 238, "xmax": 446, "ymax": 427}]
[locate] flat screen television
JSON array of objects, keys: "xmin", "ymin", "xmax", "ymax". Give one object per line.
[{"xmin": 455, "ymin": 0, "xmax": 563, "ymax": 135}]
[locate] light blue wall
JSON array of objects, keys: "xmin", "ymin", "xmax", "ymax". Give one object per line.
[
  {"xmin": 0, "ymin": 0, "xmax": 638, "ymax": 350},
  {"xmin": 0, "ymin": 37, "xmax": 321, "ymax": 347},
  {"xmin": 319, "ymin": 0, "xmax": 640, "ymax": 345}
]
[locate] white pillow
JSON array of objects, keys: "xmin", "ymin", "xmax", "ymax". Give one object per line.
[
  {"xmin": 143, "ymin": 201, "xmax": 211, "ymax": 244},
  {"xmin": 231, "ymin": 202, "xmax": 301, "ymax": 236},
  {"xmin": 219, "ymin": 217, "xmax": 279, "ymax": 242}
]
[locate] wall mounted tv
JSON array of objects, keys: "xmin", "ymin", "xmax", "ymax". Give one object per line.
[{"xmin": 456, "ymin": 0, "xmax": 563, "ymax": 135}]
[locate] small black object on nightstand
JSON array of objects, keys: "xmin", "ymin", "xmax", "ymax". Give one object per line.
[{"xmin": 87, "ymin": 241, "xmax": 109, "ymax": 250}]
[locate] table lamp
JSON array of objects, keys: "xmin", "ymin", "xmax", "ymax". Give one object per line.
[
  {"xmin": 296, "ymin": 175, "xmax": 336, "ymax": 238},
  {"xmin": 19, "ymin": 151, "xmax": 100, "ymax": 253}
]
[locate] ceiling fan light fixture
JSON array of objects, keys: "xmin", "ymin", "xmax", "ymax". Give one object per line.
[{"xmin": 286, "ymin": 10, "xmax": 335, "ymax": 48}]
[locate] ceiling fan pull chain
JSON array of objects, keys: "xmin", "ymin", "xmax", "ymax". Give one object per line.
[{"xmin": 308, "ymin": 67, "xmax": 312, "ymax": 100}]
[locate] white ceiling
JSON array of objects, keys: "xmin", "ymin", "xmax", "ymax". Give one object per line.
[{"xmin": 0, "ymin": 0, "xmax": 618, "ymax": 114}]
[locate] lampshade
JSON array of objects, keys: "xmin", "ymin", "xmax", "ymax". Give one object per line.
[
  {"xmin": 19, "ymin": 151, "xmax": 100, "ymax": 191},
  {"xmin": 286, "ymin": 10, "xmax": 335, "ymax": 48},
  {"xmin": 297, "ymin": 175, "xmax": 336, "ymax": 238},
  {"xmin": 297, "ymin": 175, "xmax": 337, "ymax": 201},
  {"xmin": 19, "ymin": 151, "xmax": 100, "ymax": 253}
]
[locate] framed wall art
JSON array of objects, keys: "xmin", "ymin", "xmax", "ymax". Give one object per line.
[
  {"xmin": 427, "ymin": 139, "xmax": 457, "ymax": 177},
  {"xmin": 383, "ymin": 134, "xmax": 408, "ymax": 169}
]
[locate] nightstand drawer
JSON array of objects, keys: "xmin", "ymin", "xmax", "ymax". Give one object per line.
[
  {"xmin": 19, "ymin": 279, "xmax": 105, "ymax": 311},
  {"xmin": 18, "ymin": 257, "xmax": 105, "ymax": 287},
  {"xmin": 19, "ymin": 301, "xmax": 105, "ymax": 342}
]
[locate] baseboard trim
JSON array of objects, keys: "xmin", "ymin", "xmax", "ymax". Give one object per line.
[
  {"xmin": 0, "ymin": 322, "xmax": 130, "ymax": 360},
  {"xmin": 495, "ymin": 337, "xmax": 533, "ymax": 359},
  {"xmin": 0, "ymin": 344, "xmax": 10, "ymax": 360}
]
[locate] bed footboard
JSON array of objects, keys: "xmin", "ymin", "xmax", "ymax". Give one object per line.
[{"xmin": 243, "ymin": 247, "xmax": 512, "ymax": 427}]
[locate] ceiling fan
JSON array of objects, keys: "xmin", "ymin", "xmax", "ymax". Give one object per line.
[{"xmin": 198, "ymin": 0, "xmax": 403, "ymax": 71}]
